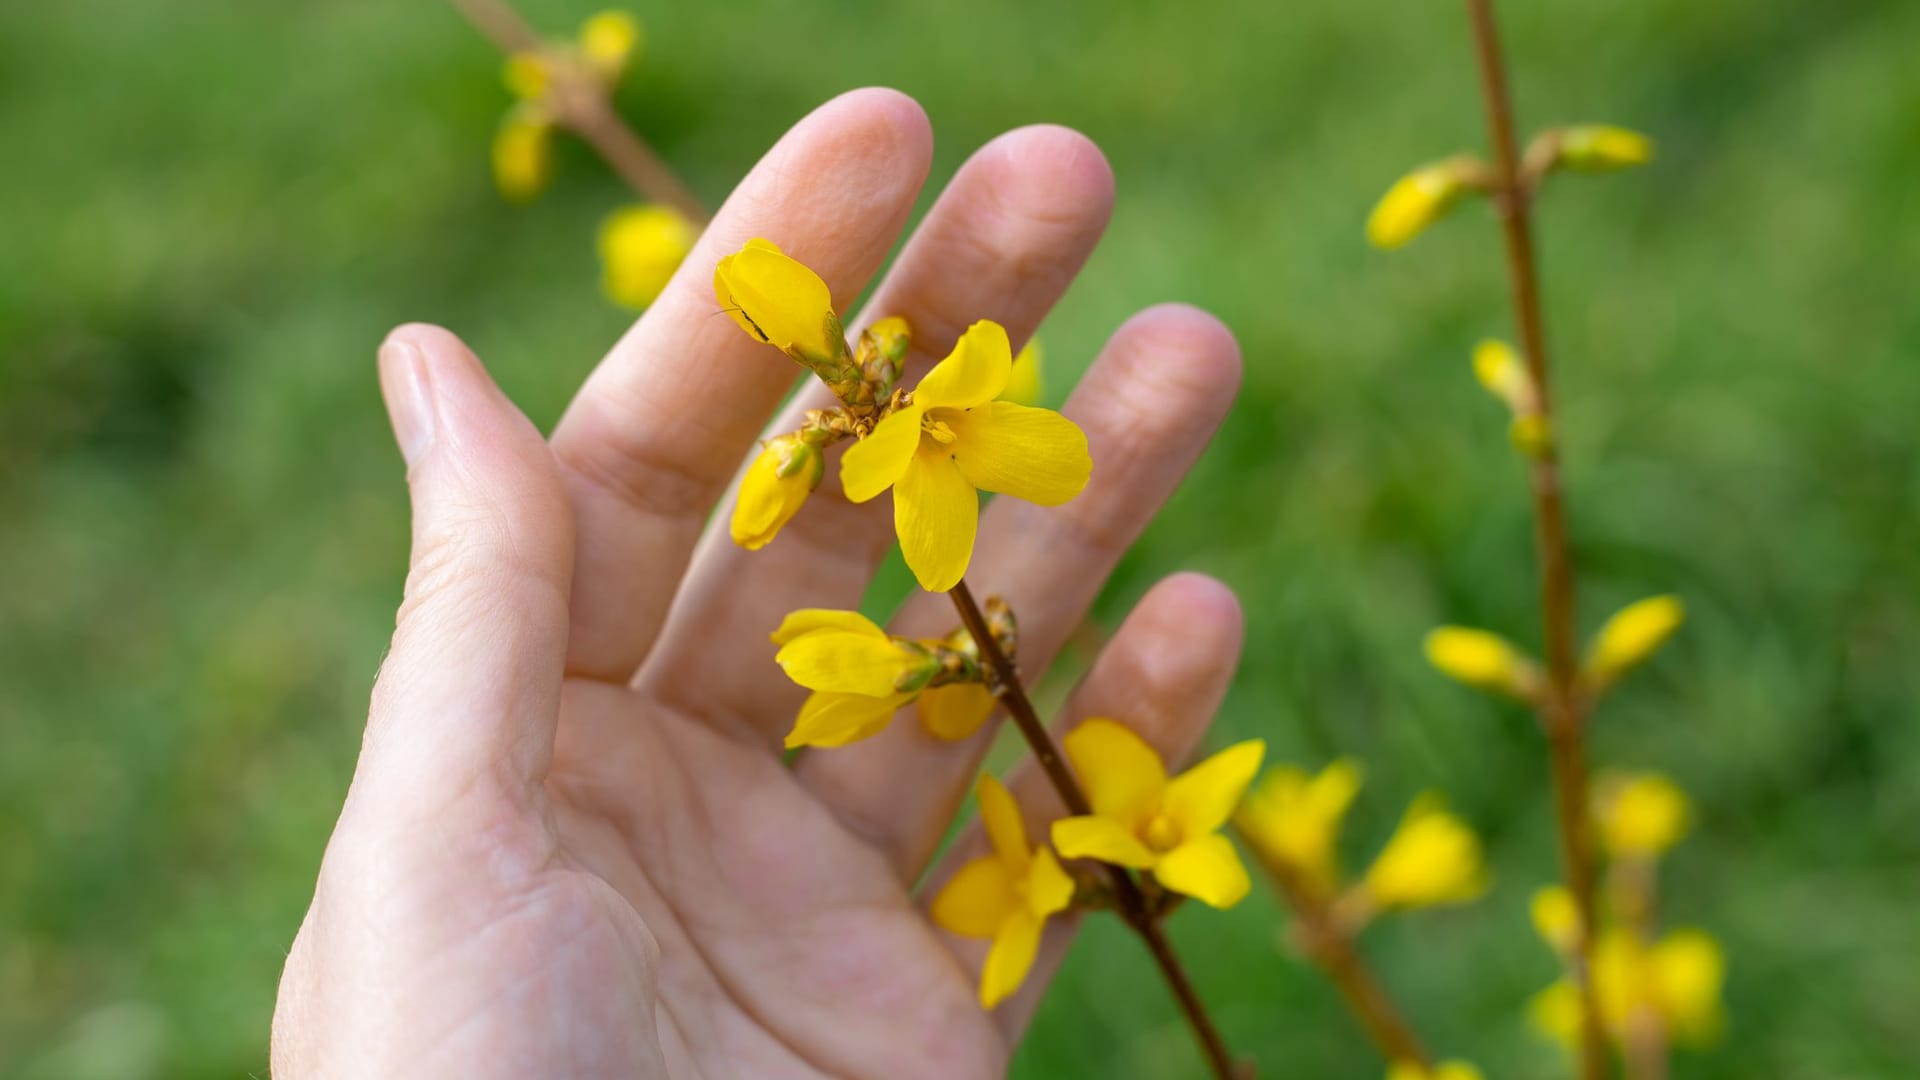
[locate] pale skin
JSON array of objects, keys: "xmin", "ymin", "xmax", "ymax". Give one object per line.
[{"xmin": 272, "ymin": 89, "xmax": 1247, "ymax": 1078}]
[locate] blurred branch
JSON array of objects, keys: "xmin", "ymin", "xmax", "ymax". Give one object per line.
[
  {"xmin": 1460, "ymin": 1, "xmax": 1608, "ymax": 1077},
  {"xmin": 450, "ymin": 0, "xmax": 709, "ymax": 223}
]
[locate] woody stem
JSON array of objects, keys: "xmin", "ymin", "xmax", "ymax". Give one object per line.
[
  {"xmin": 447, "ymin": 0, "xmax": 709, "ymax": 223},
  {"xmin": 949, "ymin": 580, "xmax": 1242, "ymax": 1080},
  {"xmin": 1461, "ymin": 1, "xmax": 1606, "ymax": 1077}
]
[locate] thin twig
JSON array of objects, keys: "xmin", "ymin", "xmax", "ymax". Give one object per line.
[
  {"xmin": 449, "ymin": 0, "xmax": 709, "ymax": 223},
  {"xmin": 949, "ymin": 581, "xmax": 1243, "ymax": 1080},
  {"xmin": 1460, "ymin": 1, "xmax": 1607, "ymax": 1077}
]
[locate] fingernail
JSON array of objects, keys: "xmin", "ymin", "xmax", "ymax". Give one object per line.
[{"xmin": 377, "ymin": 340, "xmax": 435, "ymax": 466}]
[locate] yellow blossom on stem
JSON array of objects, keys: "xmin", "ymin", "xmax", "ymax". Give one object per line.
[
  {"xmin": 492, "ymin": 107, "xmax": 553, "ymax": 203},
  {"xmin": 1584, "ymin": 594, "xmax": 1685, "ymax": 690},
  {"xmin": 1001, "ymin": 338, "xmax": 1045, "ymax": 406},
  {"xmin": 713, "ymin": 238, "xmax": 848, "ymax": 367},
  {"xmin": 770, "ymin": 610, "xmax": 935, "ymax": 749},
  {"xmin": 1593, "ymin": 770, "xmax": 1691, "ymax": 859},
  {"xmin": 930, "ymin": 774, "xmax": 1075, "ymax": 1008},
  {"xmin": 1233, "ymin": 758, "xmax": 1362, "ymax": 895},
  {"xmin": 1530, "ymin": 884, "xmax": 1581, "ymax": 955},
  {"xmin": 1367, "ymin": 157, "xmax": 1477, "ymax": 249},
  {"xmin": 1387, "ymin": 1061, "xmax": 1486, "ymax": 1080},
  {"xmin": 578, "ymin": 10, "xmax": 642, "ymax": 84},
  {"xmin": 1531, "ymin": 927, "xmax": 1726, "ymax": 1050},
  {"xmin": 1423, "ymin": 626, "xmax": 1540, "ymax": 700},
  {"xmin": 1556, "ymin": 125, "xmax": 1655, "ymax": 171},
  {"xmin": 1362, "ymin": 794, "xmax": 1488, "ymax": 910},
  {"xmin": 1050, "ymin": 719, "xmax": 1264, "ymax": 909},
  {"xmin": 731, "ymin": 433, "xmax": 823, "ymax": 551},
  {"xmin": 598, "ymin": 203, "xmax": 697, "ymax": 310},
  {"xmin": 842, "ymin": 320, "xmax": 1091, "ymax": 592}
]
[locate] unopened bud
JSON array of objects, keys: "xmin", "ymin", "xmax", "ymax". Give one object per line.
[
  {"xmin": 856, "ymin": 315, "xmax": 912, "ymax": 396},
  {"xmin": 1367, "ymin": 156, "xmax": 1486, "ymax": 250},
  {"xmin": 1423, "ymin": 626, "xmax": 1541, "ymax": 700},
  {"xmin": 1530, "ymin": 885, "xmax": 1580, "ymax": 954},
  {"xmin": 1584, "ymin": 594, "xmax": 1684, "ymax": 689},
  {"xmin": 1551, "ymin": 124, "xmax": 1655, "ymax": 172},
  {"xmin": 492, "ymin": 106, "xmax": 553, "ymax": 203},
  {"xmin": 579, "ymin": 10, "xmax": 642, "ymax": 84},
  {"xmin": 730, "ymin": 434, "xmax": 822, "ymax": 551}
]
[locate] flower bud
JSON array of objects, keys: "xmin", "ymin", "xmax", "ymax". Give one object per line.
[
  {"xmin": 855, "ymin": 315, "xmax": 912, "ymax": 396},
  {"xmin": 579, "ymin": 11, "xmax": 642, "ymax": 84},
  {"xmin": 731, "ymin": 434, "xmax": 822, "ymax": 550},
  {"xmin": 714, "ymin": 239, "xmax": 850, "ymax": 374},
  {"xmin": 1584, "ymin": 594, "xmax": 1684, "ymax": 688},
  {"xmin": 598, "ymin": 203, "xmax": 697, "ymax": 310},
  {"xmin": 1529, "ymin": 885, "xmax": 1580, "ymax": 954},
  {"xmin": 1423, "ymin": 626, "xmax": 1540, "ymax": 699},
  {"xmin": 1555, "ymin": 124, "xmax": 1654, "ymax": 171},
  {"xmin": 491, "ymin": 107, "xmax": 553, "ymax": 203},
  {"xmin": 502, "ymin": 52, "xmax": 551, "ymax": 101},
  {"xmin": 1366, "ymin": 156, "xmax": 1482, "ymax": 250},
  {"xmin": 1362, "ymin": 794, "xmax": 1488, "ymax": 909},
  {"xmin": 1593, "ymin": 770, "xmax": 1690, "ymax": 858}
]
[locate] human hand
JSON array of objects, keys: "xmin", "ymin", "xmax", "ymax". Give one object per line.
[{"xmin": 271, "ymin": 88, "xmax": 1245, "ymax": 1078}]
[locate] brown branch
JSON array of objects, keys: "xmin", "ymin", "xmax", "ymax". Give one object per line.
[
  {"xmin": 949, "ymin": 581, "xmax": 1244, "ymax": 1080},
  {"xmin": 449, "ymin": 0, "xmax": 709, "ymax": 223},
  {"xmin": 1460, "ymin": 1, "xmax": 1607, "ymax": 1077}
]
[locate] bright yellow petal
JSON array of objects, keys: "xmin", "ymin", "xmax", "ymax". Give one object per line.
[
  {"xmin": 975, "ymin": 773, "xmax": 1030, "ymax": 873},
  {"xmin": 1155, "ymin": 833, "xmax": 1251, "ymax": 909},
  {"xmin": 1000, "ymin": 338, "xmax": 1044, "ymax": 405},
  {"xmin": 943, "ymin": 402, "xmax": 1091, "ymax": 506},
  {"xmin": 895, "ymin": 453, "xmax": 977, "ymax": 593},
  {"xmin": 917, "ymin": 683, "xmax": 997, "ymax": 741},
  {"xmin": 913, "ymin": 320, "xmax": 1011, "ymax": 409},
  {"xmin": 712, "ymin": 240, "xmax": 840, "ymax": 359},
  {"xmin": 929, "ymin": 855, "xmax": 1018, "ymax": 940},
  {"xmin": 839, "ymin": 405, "xmax": 922, "ymax": 503},
  {"xmin": 1062, "ymin": 718, "xmax": 1166, "ymax": 819},
  {"xmin": 1025, "ymin": 845, "xmax": 1074, "ymax": 918},
  {"xmin": 768, "ymin": 608, "xmax": 885, "ymax": 646},
  {"xmin": 979, "ymin": 909, "xmax": 1043, "ymax": 1009},
  {"xmin": 1363, "ymin": 794, "xmax": 1489, "ymax": 909},
  {"xmin": 1050, "ymin": 815, "xmax": 1156, "ymax": 869},
  {"xmin": 1163, "ymin": 739, "xmax": 1266, "ymax": 837},
  {"xmin": 785, "ymin": 691, "xmax": 908, "ymax": 749},
  {"xmin": 775, "ymin": 631, "xmax": 919, "ymax": 696}
]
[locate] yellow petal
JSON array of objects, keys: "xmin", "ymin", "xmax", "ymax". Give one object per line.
[
  {"xmin": 769, "ymin": 608, "xmax": 885, "ymax": 646},
  {"xmin": 895, "ymin": 453, "xmax": 978, "ymax": 593},
  {"xmin": 1163, "ymin": 739, "xmax": 1265, "ymax": 837},
  {"xmin": 914, "ymin": 320, "xmax": 1011, "ymax": 409},
  {"xmin": 1585, "ymin": 594, "xmax": 1685, "ymax": 688},
  {"xmin": 840, "ymin": 405, "xmax": 922, "ymax": 503},
  {"xmin": 775, "ymin": 631, "xmax": 920, "ymax": 696},
  {"xmin": 980, "ymin": 909, "xmax": 1043, "ymax": 1009},
  {"xmin": 943, "ymin": 401, "xmax": 1091, "ymax": 506},
  {"xmin": 712, "ymin": 239, "xmax": 841, "ymax": 360},
  {"xmin": 1593, "ymin": 770, "xmax": 1691, "ymax": 858},
  {"xmin": 1363, "ymin": 793, "xmax": 1489, "ymax": 909},
  {"xmin": 1025, "ymin": 845, "xmax": 1074, "ymax": 919},
  {"xmin": 1050, "ymin": 815, "xmax": 1156, "ymax": 869},
  {"xmin": 491, "ymin": 109, "xmax": 552, "ymax": 203},
  {"xmin": 1155, "ymin": 832, "xmax": 1251, "ymax": 909},
  {"xmin": 578, "ymin": 10, "xmax": 642, "ymax": 82},
  {"xmin": 919, "ymin": 683, "xmax": 997, "ymax": 741},
  {"xmin": 1000, "ymin": 338, "xmax": 1045, "ymax": 405},
  {"xmin": 598, "ymin": 203, "xmax": 697, "ymax": 311},
  {"xmin": 929, "ymin": 854, "xmax": 1018, "ymax": 939},
  {"xmin": 1062, "ymin": 718, "xmax": 1167, "ymax": 819},
  {"xmin": 785, "ymin": 691, "xmax": 908, "ymax": 749},
  {"xmin": 975, "ymin": 773, "xmax": 1030, "ymax": 873}
]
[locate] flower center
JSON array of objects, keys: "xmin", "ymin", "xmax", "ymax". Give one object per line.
[
  {"xmin": 920, "ymin": 414, "xmax": 958, "ymax": 445},
  {"xmin": 1143, "ymin": 813, "xmax": 1183, "ymax": 854}
]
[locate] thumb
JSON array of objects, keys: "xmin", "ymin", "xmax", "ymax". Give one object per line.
[{"xmin": 358, "ymin": 323, "xmax": 573, "ymax": 809}]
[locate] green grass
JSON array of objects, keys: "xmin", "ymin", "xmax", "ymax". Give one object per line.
[{"xmin": 4, "ymin": 0, "xmax": 1919, "ymax": 1075}]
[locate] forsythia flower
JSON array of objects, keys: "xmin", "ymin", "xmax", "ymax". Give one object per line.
[
  {"xmin": 1556, "ymin": 125, "xmax": 1654, "ymax": 171},
  {"xmin": 1362, "ymin": 794, "xmax": 1489, "ymax": 909},
  {"xmin": 770, "ymin": 610, "xmax": 936, "ymax": 748},
  {"xmin": 1367, "ymin": 158, "xmax": 1474, "ymax": 249},
  {"xmin": 1584, "ymin": 595, "xmax": 1685, "ymax": 689},
  {"xmin": 598, "ymin": 203, "xmax": 698, "ymax": 310},
  {"xmin": 1233, "ymin": 758, "xmax": 1362, "ymax": 895},
  {"xmin": 1530, "ymin": 885, "xmax": 1581, "ymax": 955},
  {"xmin": 1050, "ymin": 720, "xmax": 1265, "ymax": 908},
  {"xmin": 1531, "ymin": 927, "xmax": 1726, "ymax": 1050},
  {"xmin": 492, "ymin": 108, "xmax": 553, "ymax": 202},
  {"xmin": 1387, "ymin": 1061, "xmax": 1486, "ymax": 1080},
  {"xmin": 713, "ymin": 238, "xmax": 847, "ymax": 367},
  {"xmin": 842, "ymin": 320, "xmax": 1092, "ymax": 592},
  {"xmin": 1423, "ymin": 626, "xmax": 1540, "ymax": 699},
  {"xmin": 930, "ymin": 774, "xmax": 1075, "ymax": 1008},
  {"xmin": 1593, "ymin": 770, "xmax": 1691, "ymax": 859},
  {"xmin": 732, "ymin": 433, "xmax": 823, "ymax": 550},
  {"xmin": 1001, "ymin": 338, "xmax": 1045, "ymax": 406}
]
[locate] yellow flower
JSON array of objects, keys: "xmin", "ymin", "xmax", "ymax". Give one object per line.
[
  {"xmin": 1531, "ymin": 927, "xmax": 1726, "ymax": 1050},
  {"xmin": 1557, "ymin": 125, "xmax": 1655, "ymax": 171},
  {"xmin": 918, "ymin": 683, "xmax": 998, "ymax": 741},
  {"xmin": 770, "ymin": 609, "xmax": 936, "ymax": 749},
  {"xmin": 1530, "ymin": 885, "xmax": 1581, "ymax": 954},
  {"xmin": 1367, "ymin": 159, "xmax": 1471, "ymax": 249},
  {"xmin": 731, "ymin": 433, "xmax": 823, "ymax": 551},
  {"xmin": 1001, "ymin": 338, "xmax": 1045, "ymax": 405},
  {"xmin": 842, "ymin": 320, "xmax": 1091, "ymax": 592},
  {"xmin": 578, "ymin": 10, "xmax": 642, "ymax": 83},
  {"xmin": 930, "ymin": 774, "xmax": 1075, "ymax": 1008},
  {"xmin": 1233, "ymin": 758, "xmax": 1362, "ymax": 894},
  {"xmin": 492, "ymin": 107, "xmax": 552, "ymax": 203},
  {"xmin": 1362, "ymin": 794, "xmax": 1488, "ymax": 909},
  {"xmin": 1387, "ymin": 1061, "xmax": 1485, "ymax": 1080},
  {"xmin": 598, "ymin": 203, "xmax": 697, "ymax": 310},
  {"xmin": 1050, "ymin": 720, "xmax": 1264, "ymax": 909},
  {"xmin": 1593, "ymin": 770, "xmax": 1691, "ymax": 859},
  {"xmin": 713, "ymin": 238, "xmax": 847, "ymax": 366},
  {"xmin": 1584, "ymin": 595, "xmax": 1684, "ymax": 689},
  {"xmin": 1423, "ymin": 626, "xmax": 1540, "ymax": 699}
]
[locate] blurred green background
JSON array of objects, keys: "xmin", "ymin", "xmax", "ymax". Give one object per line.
[{"xmin": 5, "ymin": 0, "xmax": 1918, "ymax": 1076}]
